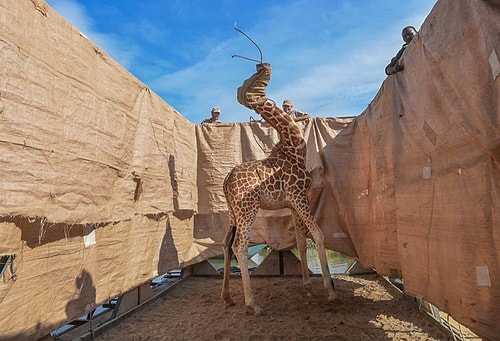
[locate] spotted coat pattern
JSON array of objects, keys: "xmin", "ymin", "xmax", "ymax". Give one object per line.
[{"xmin": 221, "ymin": 72, "xmax": 339, "ymax": 315}]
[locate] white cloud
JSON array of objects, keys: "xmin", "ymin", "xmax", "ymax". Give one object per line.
[
  {"xmin": 46, "ymin": 0, "xmax": 437, "ymax": 123},
  {"xmin": 148, "ymin": 1, "xmax": 436, "ymax": 122},
  {"xmin": 47, "ymin": 0, "xmax": 139, "ymax": 69},
  {"xmin": 47, "ymin": 0, "xmax": 92, "ymax": 32}
]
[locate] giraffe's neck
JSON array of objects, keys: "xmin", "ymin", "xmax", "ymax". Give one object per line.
[{"xmin": 256, "ymin": 100, "xmax": 307, "ymax": 160}]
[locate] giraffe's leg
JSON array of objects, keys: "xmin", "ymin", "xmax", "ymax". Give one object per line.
[
  {"xmin": 233, "ymin": 243, "xmax": 264, "ymax": 316},
  {"xmin": 309, "ymin": 225, "xmax": 340, "ymax": 303},
  {"xmin": 232, "ymin": 208, "xmax": 264, "ymax": 316},
  {"xmin": 292, "ymin": 198, "xmax": 340, "ymax": 304},
  {"xmin": 292, "ymin": 211, "xmax": 313, "ymax": 298},
  {"xmin": 221, "ymin": 225, "xmax": 236, "ymax": 306}
]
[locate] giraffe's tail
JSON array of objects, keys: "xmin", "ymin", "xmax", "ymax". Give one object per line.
[{"xmin": 227, "ymin": 225, "xmax": 237, "ymax": 258}]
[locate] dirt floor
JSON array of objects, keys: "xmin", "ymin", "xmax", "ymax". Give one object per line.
[{"xmin": 92, "ymin": 274, "xmax": 461, "ymax": 340}]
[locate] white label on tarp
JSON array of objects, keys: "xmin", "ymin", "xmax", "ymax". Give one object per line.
[
  {"xmin": 489, "ymin": 49, "xmax": 500, "ymax": 80},
  {"xmin": 358, "ymin": 189, "xmax": 369, "ymax": 199},
  {"xmin": 476, "ymin": 265, "xmax": 492, "ymax": 287},
  {"xmin": 333, "ymin": 232, "xmax": 349, "ymax": 238},
  {"xmin": 83, "ymin": 229, "xmax": 96, "ymax": 247},
  {"xmin": 422, "ymin": 166, "xmax": 432, "ymax": 179}
]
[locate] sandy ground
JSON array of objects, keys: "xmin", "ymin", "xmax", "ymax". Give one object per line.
[{"xmin": 93, "ymin": 274, "xmax": 456, "ymax": 340}]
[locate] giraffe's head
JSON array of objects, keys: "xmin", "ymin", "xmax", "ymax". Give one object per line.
[{"xmin": 237, "ymin": 63, "xmax": 272, "ymax": 109}]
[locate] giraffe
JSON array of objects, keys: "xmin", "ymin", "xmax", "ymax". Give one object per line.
[{"xmin": 221, "ymin": 63, "xmax": 339, "ymax": 315}]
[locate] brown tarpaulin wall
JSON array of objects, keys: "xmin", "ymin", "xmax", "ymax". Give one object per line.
[
  {"xmin": 0, "ymin": 1, "xmax": 199, "ymax": 339},
  {"xmin": 0, "ymin": 0, "xmax": 498, "ymax": 340},
  {"xmin": 194, "ymin": 118, "xmax": 357, "ymax": 256}
]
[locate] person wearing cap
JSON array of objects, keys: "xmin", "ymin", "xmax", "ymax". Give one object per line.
[
  {"xmin": 282, "ymin": 99, "xmax": 311, "ymax": 122},
  {"xmin": 385, "ymin": 26, "xmax": 417, "ymax": 75},
  {"xmin": 201, "ymin": 107, "xmax": 222, "ymax": 124}
]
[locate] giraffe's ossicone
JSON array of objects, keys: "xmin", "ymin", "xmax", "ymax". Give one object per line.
[{"xmin": 221, "ymin": 63, "xmax": 340, "ymax": 316}]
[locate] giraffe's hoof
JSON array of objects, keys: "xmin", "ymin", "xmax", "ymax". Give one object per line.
[
  {"xmin": 254, "ymin": 306, "xmax": 265, "ymax": 316},
  {"xmin": 223, "ymin": 298, "xmax": 235, "ymax": 307},
  {"xmin": 304, "ymin": 284, "xmax": 314, "ymax": 298},
  {"xmin": 328, "ymin": 296, "xmax": 342, "ymax": 304},
  {"xmin": 246, "ymin": 304, "xmax": 265, "ymax": 316}
]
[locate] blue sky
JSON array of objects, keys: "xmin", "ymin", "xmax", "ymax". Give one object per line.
[{"xmin": 46, "ymin": 0, "xmax": 437, "ymax": 124}]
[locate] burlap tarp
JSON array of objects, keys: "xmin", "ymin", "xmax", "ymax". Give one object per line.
[
  {"xmin": 194, "ymin": 119, "xmax": 357, "ymax": 256},
  {"xmin": 0, "ymin": 1, "xmax": 200, "ymax": 339},
  {"xmin": 0, "ymin": 0, "xmax": 499, "ymax": 340}
]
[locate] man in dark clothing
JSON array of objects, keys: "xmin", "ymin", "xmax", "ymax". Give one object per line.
[{"xmin": 385, "ymin": 26, "xmax": 417, "ymax": 75}]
